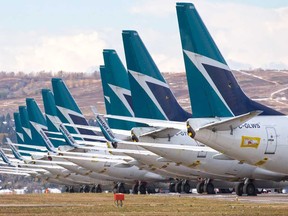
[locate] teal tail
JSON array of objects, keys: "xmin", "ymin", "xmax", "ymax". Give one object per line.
[
  {"xmin": 19, "ymin": 106, "xmax": 33, "ymax": 145},
  {"xmin": 51, "ymin": 78, "xmax": 100, "ymax": 138},
  {"xmin": 101, "ymin": 49, "xmax": 136, "ymax": 130},
  {"xmin": 176, "ymin": 2, "xmax": 282, "ymax": 117},
  {"xmin": 13, "ymin": 113, "xmax": 25, "ymax": 144},
  {"xmin": 41, "ymin": 89, "xmax": 67, "ymax": 147},
  {"xmin": 122, "ymin": 30, "xmax": 192, "ymax": 121},
  {"xmin": 26, "ymin": 98, "xmax": 57, "ymax": 152},
  {"xmin": 13, "ymin": 112, "xmax": 30, "ymax": 156}
]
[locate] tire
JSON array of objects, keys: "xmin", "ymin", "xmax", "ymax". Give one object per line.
[
  {"xmin": 243, "ymin": 182, "xmax": 256, "ymax": 196},
  {"xmin": 118, "ymin": 184, "xmax": 126, "ymax": 194},
  {"xmin": 182, "ymin": 182, "xmax": 190, "ymax": 194},
  {"xmin": 90, "ymin": 185, "xmax": 96, "ymax": 193},
  {"xmin": 204, "ymin": 183, "xmax": 215, "ymax": 194},
  {"xmin": 169, "ymin": 183, "xmax": 176, "ymax": 193},
  {"xmin": 84, "ymin": 185, "xmax": 90, "ymax": 193},
  {"xmin": 132, "ymin": 183, "xmax": 139, "ymax": 194},
  {"xmin": 175, "ymin": 182, "xmax": 182, "ymax": 193},
  {"xmin": 96, "ymin": 185, "xmax": 102, "ymax": 193},
  {"xmin": 235, "ymin": 182, "xmax": 244, "ymax": 196},
  {"xmin": 196, "ymin": 182, "xmax": 204, "ymax": 194},
  {"xmin": 147, "ymin": 186, "xmax": 156, "ymax": 194},
  {"xmin": 138, "ymin": 184, "xmax": 146, "ymax": 194},
  {"xmin": 69, "ymin": 186, "xmax": 74, "ymax": 193}
]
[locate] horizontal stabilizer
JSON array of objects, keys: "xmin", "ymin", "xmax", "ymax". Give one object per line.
[
  {"xmin": 199, "ymin": 110, "xmax": 262, "ymax": 132},
  {"xmin": 138, "ymin": 127, "xmax": 181, "ymax": 138},
  {"xmin": 10, "ymin": 143, "xmax": 47, "ymax": 151}
]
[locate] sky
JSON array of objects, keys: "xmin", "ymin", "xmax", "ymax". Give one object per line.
[{"xmin": 0, "ymin": 0, "xmax": 287, "ymax": 73}]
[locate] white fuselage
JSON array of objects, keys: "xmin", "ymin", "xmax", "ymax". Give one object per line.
[
  {"xmin": 188, "ymin": 116, "xmax": 288, "ymax": 175},
  {"xmin": 132, "ymin": 127, "xmax": 288, "ymax": 181}
]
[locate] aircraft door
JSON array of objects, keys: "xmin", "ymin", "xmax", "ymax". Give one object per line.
[{"xmin": 265, "ymin": 127, "xmax": 277, "ymax": 154}]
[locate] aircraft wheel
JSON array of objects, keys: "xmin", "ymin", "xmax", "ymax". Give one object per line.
[
  {"xmin": 138, "ymin": 183, "xmax": 146, "ymax": 194},
  {"xmin": 132, "ymin": 183, "xmax": 139, "ymax": 194},
  {"xmin": 169, "ymin": 183, "xmax": 176, "ymax": 193},
  {"xmin": 243, "ymin": 182, "xmax": 256, "ymax": 196},
  {"xmin": 147, "ymin": 185, "xmax": 156, "ymax": 194},
  {"xmin": 90, "ymin": 185, "xmax": 96, "ymax": 193},
  {"xmin": 69, "ymin": 186, "xmax": 75, "ymax": 193},
  {"xmin": 96, "ymin": 184, "xmax": 102, "ymax": 193},
  {"xmin": 182, "ymin": 182, "xmax": 190, "ymax": 193},
  {"xmin": 84, "ymin": 185, "xmax": 90, "ymax": 193},
  {"xmin": 196, "ymin": 182, "xmax": 204, "ymax": 194},
  {"xmin": 175, "ymin": 181, "xmax": 182, "ymax": 193},
  {"xmin": 117, "ymin": 183, "xmax": 126, "ymax": 193},
  {"xmin": 235, "ymin": 182, "xmax": 244, "ymax": 196},
  {"xmin": 204, "ymin": 182, "xmax": 215, "ymax": 194}
]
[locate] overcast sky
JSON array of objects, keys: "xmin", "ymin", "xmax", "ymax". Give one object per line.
[{"xmin": 0, "ymin": 0, "xmax": 287, "ymax": 73}]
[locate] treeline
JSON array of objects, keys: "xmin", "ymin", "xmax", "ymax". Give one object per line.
[
  {"xmin": 0, "ymin": 70, "xmax": 99, "ymax": 79},
  {"xmin": 0, "ymin": 113, "xmax": 16, "ymax": 144},
  {"xmin": 0, "ymin": 71, "xmax": 100, "ymax": 100}
]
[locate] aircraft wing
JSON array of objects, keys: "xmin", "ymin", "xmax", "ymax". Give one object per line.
[
  {"xmin": 51, "ymin": 154, "xmax": 129, "ymax": 164},
  {"xmin": 59, "ymin": 140, "xmax": 156, "ymax": 156},
  {"xmin": 56, "ymin": 150, "xmax": 133, "ymax": 161},
  {"xmin": 0, "ymin": 170, "xmax": 30, "ymax": 176},
  {"xmin": 8, "ymin": 143, "xmax": 47, "ymax": 151},
  {"xmin": 61, "ymin": 123, "xmax": 132, "ymax": 137},
  {"xmin": 104, "ymin": 114, "xmax": 186, "ymax": 130},
  {"xmin": 114, "ymin": 140, "xmax": 216, "ymax": 152}
]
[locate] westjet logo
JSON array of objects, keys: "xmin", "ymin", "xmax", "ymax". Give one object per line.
[{"xmin": 183, "ymin": 49, "xmax": 233, "ymax": 116}]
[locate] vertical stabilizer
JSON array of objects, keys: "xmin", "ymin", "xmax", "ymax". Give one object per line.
[
  {"xmin": 176, "ymin": 2, "xmax": 282, "ymax": 117},
  {"xmin": 101, "ymin": 49, "xmax": 136, "ymax": 130},
  {"xmin": 122, "ymin": 30, "xmax": 192, "ymax": 121},
  {"xmin": 51, "ymin": 78, "xmax": 99, "ymax": 137}
]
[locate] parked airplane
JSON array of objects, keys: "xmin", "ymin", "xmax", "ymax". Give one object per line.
[
  {"xmin": 101, "ymin": 29, "xmax": 288, "ymax": 195},
  {"xmin": 174, "ymin": 3, "xmax": 288, "ymax": 186},
  {"xmin": 47, "ymin": 78, "xmax": 167, "ymax": 193}
]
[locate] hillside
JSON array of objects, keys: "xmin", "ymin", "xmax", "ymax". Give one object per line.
[{"xmin": 1, "ymin": 69, "xmax": 288, "ymax": 119}]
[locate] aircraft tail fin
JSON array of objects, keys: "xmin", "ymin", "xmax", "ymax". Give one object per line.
[
  {"xmin": 122, "ymin": 30, "xmax": 192, "ymax": 121},
  {"xmin": 26, "ymin": 98, "xmax": 57, "ymax": 152},
  {"xmin": 100, "ymin": 49, "xmax": 136, "ymax": 130},
  {"xmin": 19, "ymin": 106, "xmax": 33, "ymax": 145},
  {"xmin": 52, "ymin": 78, "xmax": 99, "ymax": 138},
  {"xmin": 176, "ymin": 2, "xmax": 282, "ymax": 117},
  {"xmin": 26, "ymin": 98, "xmax": 47, "ymax": 144},
  {"xmin": 41, "ymin": 88, "xmax": 68, "ymax": 147},
  {"xmin": 13, "ymin": 112, "xmax": 25, "ymax": 144}
]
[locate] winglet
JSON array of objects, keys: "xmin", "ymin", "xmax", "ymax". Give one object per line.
[
  {"xmin": 92, "ymin": 107, "xmax": 118, "ymax": 148},
  {"xmin": 6, "ymin": 138, "xmax": 24, "ymax": 161},
  {"xmin": 34, "ymin": 124, "xmax": 57, "ymax": 153},
  {"xmin": 0, "ymin": 148, "xmax": 12, "ymax": 166},
  {"xmin": 58, "ymin": 124, "xmax": 80, "ymax": 148}
]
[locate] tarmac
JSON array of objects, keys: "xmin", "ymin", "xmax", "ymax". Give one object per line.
[{"xmin": 159, "ymin": 192, "xmax": 288, "ymax": 204}]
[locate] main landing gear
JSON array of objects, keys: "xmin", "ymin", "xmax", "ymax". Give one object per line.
[
  {"xmin": 169, "ymin": 180, "xmax": 191, "ymax": 194},
  {"xmin": 132, "ymin": 181, "xmax": 156, "ymax": 194},
  {"xmin": 196, "ymin": 179, "xmax": 215, "ymax": 194},
  {"xmin": 235, "ymin": 180, "xmax": 257, "ymax": 196}
]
